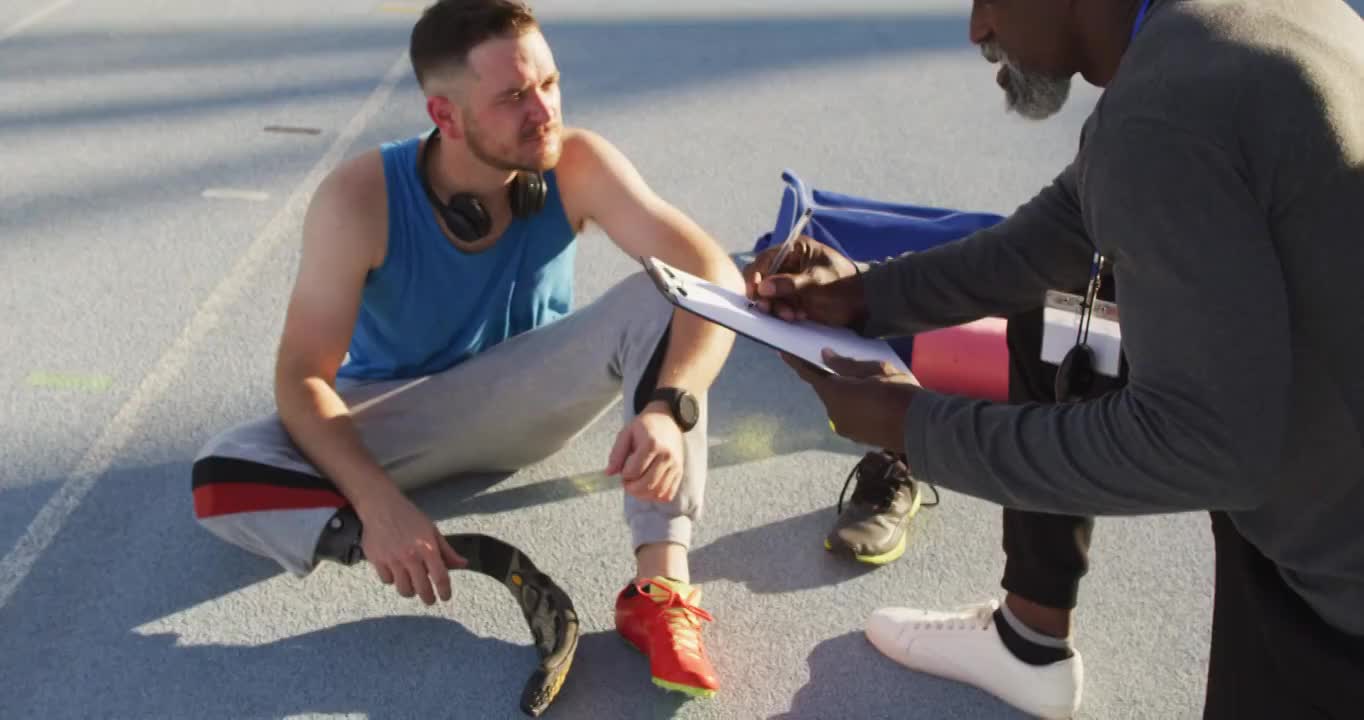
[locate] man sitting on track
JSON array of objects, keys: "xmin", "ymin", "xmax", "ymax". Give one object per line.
[{"xmin": 190, "ymin": 0, "xmax": 742, "ymax": 699}]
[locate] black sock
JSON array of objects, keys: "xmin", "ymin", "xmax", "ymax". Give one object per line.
[{"xmin": 993, "ymin": 608, "xmax": 1074, "ymax": 666}]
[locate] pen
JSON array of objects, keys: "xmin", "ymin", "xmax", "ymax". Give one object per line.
[{"xmin": 766, "ymin": 206, "xmax": 815, "ymax": 277}]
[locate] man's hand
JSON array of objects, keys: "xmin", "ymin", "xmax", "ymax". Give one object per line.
[
  {"xmin": 743, "ymin": 235, "xmax": 867, "ymax": 327},
  {"xmin": 606, "ymin": 404, "xmax": 686, "ymax": 503},
  {"xmin": 357, "ymin": 491, "xmax": 468, "ymax": 605},
  {"xmin": 784, "ymin": 349, "xmax": 920, "ymax": 455}
]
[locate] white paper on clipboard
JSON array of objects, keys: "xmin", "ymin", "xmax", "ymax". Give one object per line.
[{"xmin": 641, "ymin": 256, "xmax": 909, "ymax": 376}]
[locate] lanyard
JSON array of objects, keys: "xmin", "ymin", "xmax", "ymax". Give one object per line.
[
  {"xmin": 1076, "ymin": 254, "xmax": 1106, "ymax": 347},
  {"xmin": 1075, "ymin": 0, "xmax": 1154, "ymax": 345},
  {"xmin": 1131, "ymin": 0, "xmax": 1155, "ymax": 42}
]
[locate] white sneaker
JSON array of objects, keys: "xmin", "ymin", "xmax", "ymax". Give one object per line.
[{"xmin": 865, "ymin": 600, "xmax": 1083, "ymax": 719}]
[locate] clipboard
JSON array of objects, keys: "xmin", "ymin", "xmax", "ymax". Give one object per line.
[{"xmin": 641, "ymin": 256, "xmax": 910, "ymax": 376}]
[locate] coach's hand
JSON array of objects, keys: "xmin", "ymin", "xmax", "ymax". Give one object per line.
[
  {"xmin": 784, "ymin": 349, "xmax": 920, "ymax": 455},
  {"xmin": 743, "ymin": 235, "xmax": 868, "ymax": 328}
]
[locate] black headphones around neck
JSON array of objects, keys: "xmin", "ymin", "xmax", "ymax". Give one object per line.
[{"xmin": 418, "ymin": 127, "xmax": 547, "ymax": 243}]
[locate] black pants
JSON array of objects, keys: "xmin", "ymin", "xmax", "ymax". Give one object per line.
[
  {"xmin": 1000, "ymin": 301, "xmax": 1364, "ymax": 718},
  {"xmin": 999, "ymin": 301, "xmax": 1118, "ymax": 610}
]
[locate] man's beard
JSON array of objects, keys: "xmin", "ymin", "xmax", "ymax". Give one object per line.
[
  {"xmin": 465, "ymin": 117, "xmax": 562, "ymax": 173},
  {"xmin": 980, "ymin": 40, "xmax": 1072, "ymax": 121}
]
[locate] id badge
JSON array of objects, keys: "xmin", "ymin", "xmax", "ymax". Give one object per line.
[{"xmin": 1041, "ymin": 290, "xmax": 1122, "ymax": 377}]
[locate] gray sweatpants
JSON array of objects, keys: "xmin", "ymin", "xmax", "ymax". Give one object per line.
[{"xmin": 191, "ymin": 273, "xmax": 706, "ymax": 576}]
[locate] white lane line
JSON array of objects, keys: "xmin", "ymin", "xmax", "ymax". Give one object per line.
[
  {"xmin": 0, "ymin": 0, "xmax": 75, "ymax": 43},
  {"xmin": 263, "ymin": 125, "xmax": 323, "ymax": 136},
  {"xmin": 0, "ymin": 51, "xmax": 412, "ymax": 611},
  {"xmin": 202, "ymin": 188, "xmax": 271, "ymax": 202}
]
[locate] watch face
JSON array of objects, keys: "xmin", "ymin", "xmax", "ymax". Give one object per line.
[{"xmin": 677, "ymin": 392, "xmax": 700, "ymax": 429}]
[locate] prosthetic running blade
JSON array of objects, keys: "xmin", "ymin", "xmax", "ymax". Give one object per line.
[
  {"xmin": 353, "ymin": 533, "xmax": 579, "ymax": 716},
  {"xmin": 443, "ymin": 534, "xmax": 580, "ymax": 717}
]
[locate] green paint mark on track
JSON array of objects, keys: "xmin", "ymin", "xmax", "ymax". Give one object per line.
[{"xmin": 26, "ymin": 372, "xmax": 113, "ymax": 392}]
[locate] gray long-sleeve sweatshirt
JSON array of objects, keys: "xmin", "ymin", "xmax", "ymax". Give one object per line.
[{"xmin": 861, "ymin": 0, "xmax": 1364, "ymax": 635}]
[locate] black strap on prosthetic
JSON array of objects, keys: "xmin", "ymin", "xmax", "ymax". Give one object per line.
[{"xmin": 318, "ymin": 509, "xmax": 580, "ymax": 717}]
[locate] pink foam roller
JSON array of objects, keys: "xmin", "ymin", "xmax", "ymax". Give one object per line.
[{"xmin": 909, "ymin": 318, "xmax": 1010, "ymax": 402}]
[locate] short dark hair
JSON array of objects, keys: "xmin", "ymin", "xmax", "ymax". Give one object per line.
[{"xmin": 409, "ymin": 0, "xmax": 539, "ymax": 88}]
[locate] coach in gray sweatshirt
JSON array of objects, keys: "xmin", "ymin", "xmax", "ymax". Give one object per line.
[{"xmin": 750, "ymin": 0, "xmax": 1364, "ymax": 717}]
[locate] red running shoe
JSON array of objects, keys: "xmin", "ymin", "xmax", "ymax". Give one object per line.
[{"xmin": 615, "ymin": 577, "xmax": 719, "ymax": 698}]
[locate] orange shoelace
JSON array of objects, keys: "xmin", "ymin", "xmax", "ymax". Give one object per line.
[{"xmin": 634, "ymin": 580, "xmax": 714, "ymax": 658}]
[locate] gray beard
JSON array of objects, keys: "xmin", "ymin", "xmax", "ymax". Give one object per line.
[{"xmin": 981, "ymin": 40, "xmax": 1073, "ymax": 121}]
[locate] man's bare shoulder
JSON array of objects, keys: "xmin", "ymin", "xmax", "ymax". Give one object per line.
[
  {"xmin": 556, "ymin": 127, "xmax": 619, "ymax": 180},
  {"xmin": 555, "ymin": 127, "xmax": 648, "ymax": 202},
  {"xmin": 553, "ymin": 128, "xmax": 624, "ymax": 230},
  {"xmin": 307, "ymin": 149, "xmax": 388, "ymax": 268}
]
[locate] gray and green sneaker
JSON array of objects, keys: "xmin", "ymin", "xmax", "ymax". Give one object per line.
[{"xmin": 824, "ymin": 450, "xmax": 937, "ymax": 565}]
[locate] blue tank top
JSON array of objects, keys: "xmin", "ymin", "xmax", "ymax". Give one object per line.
[{"xmin": 337, "ymin": 135, "xmax": 577, "ymax": 381}]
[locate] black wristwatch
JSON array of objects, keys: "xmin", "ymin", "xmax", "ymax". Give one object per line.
[{"xmin": 648, "ymin": 387, "xmax": 700, "ymax": 432}]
